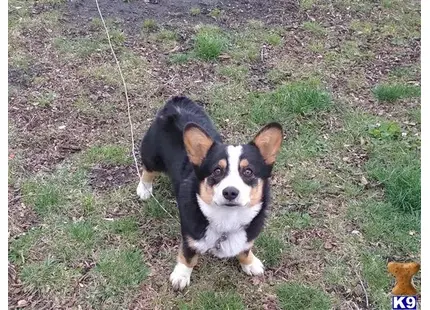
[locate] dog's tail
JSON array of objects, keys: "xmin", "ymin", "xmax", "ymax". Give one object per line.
[{"xmin": 156, "ymin": 96, "xmax": 201, "ymax": 133}]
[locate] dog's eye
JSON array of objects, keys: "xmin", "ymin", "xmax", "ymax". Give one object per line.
[
  {"xmin": 243, "ymin": 168, "xmax": 254, "ymax": 177},
  {"xmin": 213, "ymin": 167, "xmax": 222, "ymax": 176}
]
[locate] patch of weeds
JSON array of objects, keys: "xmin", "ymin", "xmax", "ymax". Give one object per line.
[
  {"xmin": 209, "ymin": 8, "xmax": 221, "ymax": 18},
  {"xmin": 81, "ymin": 194, "xmax": 96, "ymax": 216},
  {"xmin": 105, "ymin": 216, "xmax": 139, "ymax": 242},
  {"xmin": 281, "ymin": 126, "xmax": 329, "ymax": 161},
  {"xmin": 323, "ymin": 256, "xmax": 350, "ymax": 287},
  {"xmin": 21, "ymin": 180, "xmax": 65, "ymax": 216},
  {"xmin": 190, "ymin": 7, "xmax": 201, "ymax": 16},
  {"xmin": 299, "ymin": 0, "xmax": 315, "ymax": 10},
  {"xmin": 142, "ymin": 19, "xmax": 157, "ymax": 32},
  {"xmin": 185, "ymin": 291, "xmax": 245, "ymax": 310},
  {"xmin": 361, "ymin": 253, "xmax": 391, "ymax": 309},
  {"xmin": 53, "ymin": 37, "xmax": 109, "ymax": 58},
  {"xmin": 21, "ymin": 259, "xmax": 81, "ymax": 294},
  {"xmin": 9, "ymin": 228, "xmax": 44, "ymax": 264},
  {"xmin": 272, "ymin": 212, "xmax": 314, "ymax": 230},
  {"xmin": 249, "ymin": 82, "xmax": 331, "ymax": 124},
  {"xmin": 83, "ymin": 145, "xmax": 132, "ymax": 166},
  {"xmin": 308, "ymin": 41, "xmax": 325, "ymax": 53},
  {"xmin": 67, "ymin": 220, "xmax": 96, "ymax": 246},
  {"xmin": 292, "ymin": 177, "xmax": 322, "ymax": 196},
  {"xmin": 366, "ymin": 140, "xmax": 420, "ymax": 213},
  {"xmin": 408, "ymin": 108, "xmax": 420, "ymax": 124},
  {"xmin": 247, "ymin": 19, "xmax": 265, "ymax": 29},
  {"xmin": 156, "ymin": 29, "xmax": 177, "ymax": 41},
  {"xmin": 95, "ymin": 248, "xmax": 148, "ymax": 293},
  {"xmin": 169, "ymin": 53, "xmax": 191, "ymax": 64},
  {"xmin": 216, "ymin": 64, "xmax": 248, "ymax": 81},
  {"xmin": 266, "ymin": 32, "xmax": 282, "ymax": 46},
  {"xmin": 33, "ymin": 91, "xmax": 56, "ymax": 107},
  {"xmin": 350, "ymin": 20, "xmax": 373, "ymax": 36},
  {"xmin": 390, "ymin": 65, "xmax": 420, "ymax": 80},
  {"xmin": 303, "ymin": 21, "xmax": 326, "ymax": 35},
  {"xmin": 348, "ymin": 200, "xmax": 420, "ymax": 254},
  {"xmin": 372, "ymin": 83, "xmax": 421, "ymax": 102},
  {"xmin": 255, "ymin": 232, "xmax": 284, "ymax": 268},
  {"xmin": 194, "ymin": 26, "xmax": 228, "ymax": 60},
  {"xmin": 368, "ymin": 121, "xmax": 401, "ymax": 140},
  {"xmin": 277, "ymin": 282, "xmax": 331, "ymax": 310}
]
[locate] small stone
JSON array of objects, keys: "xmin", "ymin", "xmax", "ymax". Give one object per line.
[
  {"xmin": 324, "ymin": 241, "xmax": 333, "ymax": 250},
  {"xmin": 17, "ymin": 300, "xmax": 28, "ymax": 307},
  {"xmin": 351, "ymin": 230, "xmax": 360, "ymax": 235},
  {"xmin": 58, "ymin": 125, "xmax": 66, "ymax": 130},
  {"xmin": 409, "ymin": 230, "xmax": 416, "ymax": 236}
]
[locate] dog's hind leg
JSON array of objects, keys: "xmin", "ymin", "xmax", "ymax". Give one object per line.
[{"xmin": 136, "ymin": 168, "xmax": 158, "ymax": 200}]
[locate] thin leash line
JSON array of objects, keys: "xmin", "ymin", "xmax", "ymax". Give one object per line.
[{"xmin": 95, "ymin": 0, "xmax": 178, "ymax": 222}]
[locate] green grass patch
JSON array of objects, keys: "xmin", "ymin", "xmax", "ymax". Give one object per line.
[
  {"xmin": 361, "ymin": 253, "xmax": 391, "ymax": 309},
  {"xmin": 194, "ymin": 26, "xmax": 228, "ymax": 60},
  {"xmin": 209, "ymin": 8, "xmax": 221, "ymax": 18},
  {"xmin": 182, "ymin": 291, "xmax": 245, "ymax": 310},
  {"xmin": 368, "ymin": 121, "xmax": 401, "ymax": 140},
  {"xmin": 142, "ymin": 19, "xmax": 157, "ymax": 32},
  {"xmin": 190, "ymin": 7, "xmax": 201, "ymax": 16},
  {"xmin": 9, "ymin": 228, "xmax": 44, "ymax": 264},
  {"xmin": 366, "ymin": 141, "xmax": 420, "ymax": 213},
  {"xmin": 95, "ymin": 249, "xmax": 148, "ymax": 293},
  {"xmin": 348, "ymin": 200, "xmax": 420, "ymax": 254},
  {"xmin": 303, "ymin": 21, "xmax": 326, "ymax": 35},
  {"xmin": 156, "ymin": 29, "xmax": 177, "ymax": 41},
  {"xmin": 21, "ymin": 180, "xmax": 65, "ymax": 216},
  {"xmin": 169, "ymin": 53, "xmax": 191, "ymax": 64},
  {"xmin": 53, "ymin": 36, "xmax": 110, "ymax": 58},
  {"xmin": 249, "ymin": 82, "xmax": 331, "ymax": 124},
  {"xmin": 292, "ymin": 177, "xmax": 322, "ymax": 196},
  {"xmin": 83, "ymin": 145, "xmax": 132, "ymax": 166},
  {"xmin": 372, "ymin": 83, "xmax": 420, "ymax": 102},
  {"xmin": 266, "ymin": 32, "xmax": 282, "ymax": 46},
  {"xmin": 21, "ymin": 259, "xmax": 81, "ymax": 294},
  {"xmin": 277, "ymin": 282, "xmax": 331, "ymax": 310},
  {"xmin": 216, "ymin": 64, "xmax": 249, "ymax": 81},
  {"xmin": 272, "ymin": 212, "xmax": 314, "ymax": 230},
  {"xmin": 255, "ymin": 232, "xmax": 285, "ymax": 268}
]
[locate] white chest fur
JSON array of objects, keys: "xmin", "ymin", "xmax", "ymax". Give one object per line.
[{"xmin": 194, "ymin": 196, "xmax": 262, "ymax": 258}]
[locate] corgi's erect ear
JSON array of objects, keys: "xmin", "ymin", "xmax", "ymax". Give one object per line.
[
  {"xmin": 252, "ymin": 122, "xmax": 283, "ymax": 165},
  {"xmin": 183, "ymin": 123, "xmax": 214, "ymax": 166}
]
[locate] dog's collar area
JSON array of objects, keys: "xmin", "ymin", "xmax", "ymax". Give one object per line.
[{"xmin": 214, "ymin": 233, "xmax": 228, "ymax": 250}]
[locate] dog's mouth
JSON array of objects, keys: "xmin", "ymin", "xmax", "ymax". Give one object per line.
[{"xmin": 223, "ymin": 202, "xmax": 240, "ymax": 207}]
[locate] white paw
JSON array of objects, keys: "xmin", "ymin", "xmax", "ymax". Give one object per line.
[
  {"xmin": 241, "ymin": 256, "xmax": 264, "ymax": 276},
  {"xmin": 136, "ymin": 181, "xmax": 153, "ymax": 200},
  {"xmin": 169, "ymin": 263, "xmax": 193, "ymax": 291}
]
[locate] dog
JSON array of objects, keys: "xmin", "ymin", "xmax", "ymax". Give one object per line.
[{"xmin": 136, "ymin": 96, "xmax": 282, "ymax": 290}]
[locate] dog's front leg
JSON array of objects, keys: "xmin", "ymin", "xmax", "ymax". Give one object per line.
[
  {"xmin": 170, "ymin": 240, "xmax": 198, "ymax": 291},
  {"xmin": 237, "ymin": 248, "xmax": 264, "ymax": 276}
]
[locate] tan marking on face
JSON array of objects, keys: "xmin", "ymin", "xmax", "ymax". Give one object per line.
[
  {"xmin": 253, "ymin": 125, "xmax": 283, "ymax": 165},
  {"xmin": 178, "ymin": 246, "xmax": 198, "ymax": 268},
  {"xmin": 141, "ymin": 169, "xmax": 158, "ymax": 183},
  {"xmin": 250, "ymin": 180, "xmax": 263, "ymax": 207},
  {"xmin": 199, "ymin": 179, "xmax": 214, "ymax": 205},
  {"xmin": 218, "ymin": 159, "xmax": 227, "ymax": 169},
  {"xmin": 239, "ymin": 159, "xmax": 249, "ymax": 168},
  {"xmin": 237, "ymin": 249, "xmax": 255, "ymax": 265}
]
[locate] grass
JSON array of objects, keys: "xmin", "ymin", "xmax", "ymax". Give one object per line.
[
  {"xmin": 83, "ymin": 145, "xmax": 132, "ymax": 166},
  {"xmin": 95, "ymin": 249, "xmax": 148, "ymax": 292},
  {"xmin": 194, "ymin": 26, "xmax": 228, "ymax": 60},
  {"xmin": 182, "ymin": 291, "xmax": 245, "ymax": 310},
  {"xmin": 277, "ymin": 283, "xmax": 331, "ymax": 310},
  {"xmin": 303, "ymin": 21, "xmax": 326, "ymax": 35},
  {"xmin": 142, "ymin": 19, "xmax": 157, "ymax": 32},
  {"xmin": 249, "ymin": 82, "xmax": 331, "ymax": 124},
  {"xmin": 190, "ymin": 7, "xmax": 201, "ymax": 16},
  {"xmin": 169, "ymin": 53, "xmax": 191, "ymax": 64},
  {"xmin": 21, "ymin": 179, "xmax": 65, "ymax": 216},
  {"xmin": 254, "ymin": 232, "xmax": 285, "ymax": 268},
  {"xmin": 372, "ymin": 83, "xmax": 421, "ymax": 102}
]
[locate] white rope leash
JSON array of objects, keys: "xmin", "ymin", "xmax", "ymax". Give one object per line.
[{"xmin": 95, "ymin": 0, "xmax": 177, "ymax": 221}]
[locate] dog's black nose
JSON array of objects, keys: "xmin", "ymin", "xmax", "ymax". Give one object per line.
[{"xmin": 222, "ymin": 187, "xmax": 239, "ymax": 201}]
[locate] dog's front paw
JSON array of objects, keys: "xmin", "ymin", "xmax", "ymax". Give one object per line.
[
  {"xmin": 169, "ymin": 263, "xmax": 193, "ymax": 291},
  {"xmin": 241, "ymin": 256, "xmax": 264, "ymax": 276},
  {"xmin": 136, "ymin": 181, "xmax": 153, "ymax": 200}
]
